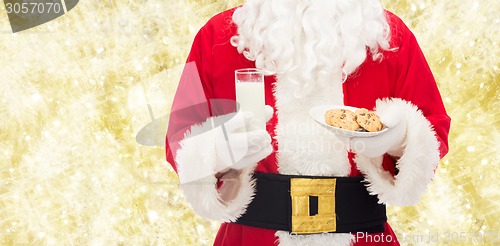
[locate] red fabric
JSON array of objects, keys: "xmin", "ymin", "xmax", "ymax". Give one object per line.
[{"xmin": 165, "ymin": 8, "xmax": 450, "ymax": 246}]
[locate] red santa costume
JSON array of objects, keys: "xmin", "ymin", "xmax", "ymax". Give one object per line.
[{"xmin": 166, "ymin": 0, "xmax": 451, "ymax": 245}]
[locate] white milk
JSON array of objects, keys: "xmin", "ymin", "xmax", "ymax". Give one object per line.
[{"xmin": 236, "ymin": 82, "xmax": 266, "ymax": 129}]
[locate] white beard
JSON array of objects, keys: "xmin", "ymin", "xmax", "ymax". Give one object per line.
[{"xmin": 231, "ymin": 0, "xmax": 390, "ymax": 98}]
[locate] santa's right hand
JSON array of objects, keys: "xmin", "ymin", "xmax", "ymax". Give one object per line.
[{"xmin": 214, "ymin": 111, "xmax": 273, "ymax": 171}]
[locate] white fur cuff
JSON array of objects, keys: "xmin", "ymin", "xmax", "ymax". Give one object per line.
[
  {"xmin": 175, "ymin": 117, "xmax": 256, "ymax": 222},
  {"xmin": 355, "ymin": 98, "xmax": 440, "ymax": 206},
  {"xmin": 179, "ymin": 165, "xmax": 256, "ymax": 222}
]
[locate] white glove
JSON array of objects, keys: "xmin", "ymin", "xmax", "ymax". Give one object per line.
[
  {"xmin": 176, "ymin": 106, "xmax": 274, "ymax": 221},
  {"xmin": 214, "ymin": 105, "xmax": 274, "ymax": 171},
  {"xmin": 350, "ymin": 105, "xmax": 407, "ymax": 158}
]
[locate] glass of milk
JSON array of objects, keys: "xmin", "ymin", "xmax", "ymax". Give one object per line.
[{"xmin": 235, "ymin": 68, "xmax": 266, "ymax": 129}]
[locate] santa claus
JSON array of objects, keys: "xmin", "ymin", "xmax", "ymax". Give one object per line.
[{"xmin": 166, "ymin": 0, "xmax": 451, "ymax": 245}]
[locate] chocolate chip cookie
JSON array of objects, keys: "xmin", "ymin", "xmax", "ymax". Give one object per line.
[
  {"xmin": 355, "ymin": 108, "xmax": 383, "ymax": 132},
  {"xmin": 324, "ymin": 109, "xmax": 360, "ymax": 131}
]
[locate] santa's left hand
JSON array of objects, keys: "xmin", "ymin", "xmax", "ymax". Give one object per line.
[{"xmin": 350, "ymin": 105, "xmax": 407, "ymax": 158}]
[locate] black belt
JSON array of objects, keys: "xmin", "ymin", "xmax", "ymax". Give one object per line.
[{"xmin": 235, "ymin": 172, "xmax": 386, "ymax": 234}]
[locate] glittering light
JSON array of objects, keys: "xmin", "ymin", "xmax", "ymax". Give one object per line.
[
  {"xmin": 96, "ymin": 47, "xmax": 105, "ymax": 54},
  {"xmin": 31, "ymin": 93, "xmax": 43, "ymax": 103},
  {"xmin": 147, "ymin": 210, "xmax": 159, "ymax": 223},
  {"xmin": 473, "ymin": 2, "xmax": 479, "ymax": 10}
]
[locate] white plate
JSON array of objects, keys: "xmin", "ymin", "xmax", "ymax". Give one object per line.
[{"xmin": 309, "ymin": 105, "xmax": 388, "ymax": 138}]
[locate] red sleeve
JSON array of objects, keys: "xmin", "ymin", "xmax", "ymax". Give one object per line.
[
  {"xmin": 165, "ymin": 24, "xmax": 215, "ymax": 173},
  {"xmin": 389, "ymin": 13, "xmax": 451, "ymax": 158},
  {"xmin": 165, "ymin": 9, "xmax": 242, "ymax": 174}
]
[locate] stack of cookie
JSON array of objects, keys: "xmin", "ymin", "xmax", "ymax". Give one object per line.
[{"xmin": 324, "ymin": 108, "xmax": 383, "ymax": 132}]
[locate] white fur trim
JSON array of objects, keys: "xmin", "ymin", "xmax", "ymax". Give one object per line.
[
  {"xmin": 273, "ymin": 65, "xmax": 353, "ymax": 244},
  {"xmin": 276, "ymin": 231, "xmax": 354, "ymax": 246},
  {"xmin": 176, "ymin": 117, "xmax": 256, "ymax": 222},
  {"xmin": 274, "ymin": 75, "xmax": 350, "ymax": 177},
  {"xmin": 355, "ymin": 98, "xmax": 440, "ymax": 206}
]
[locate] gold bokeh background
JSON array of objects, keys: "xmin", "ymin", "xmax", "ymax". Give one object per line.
[{"xmin": 0, "ymin": 0, "xmax": 498, "ymax": 245}]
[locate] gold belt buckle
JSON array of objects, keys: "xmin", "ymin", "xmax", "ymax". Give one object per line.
[{"xmin": 290, "ymin": 178, "xmax": 336, "ymax": 234}]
